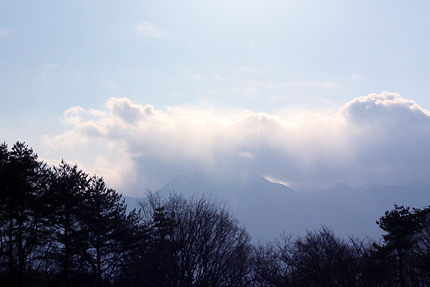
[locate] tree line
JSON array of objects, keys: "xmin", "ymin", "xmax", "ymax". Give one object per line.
[{"xmin": 1, "ymin": 141, "xmax": 430, "ymax": 287}]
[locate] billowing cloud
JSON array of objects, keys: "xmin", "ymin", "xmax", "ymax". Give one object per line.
[{"xmin": 42, "ymin": 92, "xmax": 430, "ymax": 195}]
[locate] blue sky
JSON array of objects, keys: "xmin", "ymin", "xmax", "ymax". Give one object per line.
[{"xmin": 2, "ymin": 1, "xmax": 430, "ymax": 195}]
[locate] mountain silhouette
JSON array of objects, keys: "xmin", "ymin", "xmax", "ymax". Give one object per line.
[{"xmin": 124, "ymin": 173, "xmax": 430, "ymax": 241}]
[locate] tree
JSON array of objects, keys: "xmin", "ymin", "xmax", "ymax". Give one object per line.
[
  {"xmin": 251, "ymin": 233, "xmax": 296, "ymax": 287},
  {"xmin": 114, "ymin": 210, "xmax": 149, "ymax": 287},
  {"xmin": 0, "ymin": 142, "xmax": 50, "ymax": 287},
  {"xmin": 44, "ymin": 161, "xmax": 90, "ymax": 287},
  {"xmin": 252, "ymin": 227, "xmax": 371, "ymax": 287},
  {"xmin": 374, "ymin": 204, "xmax": 426, "ymax": 287},
  {"xmin": 0, "ymin": 142, "xmax": 151, "ymax": 286},
  {"xmin": 413, "ymin": 207, "xmax": 430, "ymax": 286},
  {"xmin": 76, "ymin": 175, "xmax": 141, "ymax": 287},
  {"xmin": 138, "ymin": 193, "xmax": 253, "ymax": 287}
]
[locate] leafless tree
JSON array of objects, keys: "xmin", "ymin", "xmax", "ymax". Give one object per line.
[{"xmin": 138, "ymin": 192, "xmax": 253, "ymax": 287}]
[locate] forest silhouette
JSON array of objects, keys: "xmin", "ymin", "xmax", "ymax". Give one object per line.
[{"xmin": 1, "ymin": 141, "xmax": 430, "ymax": 287}]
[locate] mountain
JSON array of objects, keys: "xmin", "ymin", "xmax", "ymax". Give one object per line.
[
  {"xmin": 124, "ymin": 173, "xmax": 430, "ymax": 241},
  {"xmin": 156, "ymin": 172, "xmax": 297, "ymax": 214},
  {"xmin": 242, "ymin": 180, "xmax": 430, "ymax": 240}
]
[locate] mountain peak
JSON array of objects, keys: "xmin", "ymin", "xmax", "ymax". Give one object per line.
[{"xmin": 156, "ymin": 172, "xmax": 297, "ymax": 213}]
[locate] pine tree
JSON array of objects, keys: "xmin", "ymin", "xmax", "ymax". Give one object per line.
[{"xmin": 0, "ymin": 142, "xmax": 50, "ymax": 287}]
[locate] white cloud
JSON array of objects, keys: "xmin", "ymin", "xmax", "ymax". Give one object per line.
[
  {"xmin": 62, "ymin": 106, "xmax": 85, "ymax": 125},
  {"xmin": 263, "ymin": 175, "xmax": 290, "ymax": 187},
  {"xmin": 240, "ymin": 151, "xmax": 253, "ymax": 158},
  {"xmin": 42, "ymin": 92, "xmax": 430, "ymax": 195},
  {"xmin": 62, "ymin": 106, "xmax": 106, "ymax": 126},
  {"xmin": 136, "ymin": 22, "xmax": 165, "ymax": 38}
]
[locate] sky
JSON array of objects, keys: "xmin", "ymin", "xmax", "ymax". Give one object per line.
[{"xmin": 1, "ymin": 1, "xmax": 430, "ymax": 196}]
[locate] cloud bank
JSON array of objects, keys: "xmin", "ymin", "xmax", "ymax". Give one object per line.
[{"xmin": 43, "ymin": 92, "xmax": 430, "ymax": 195}]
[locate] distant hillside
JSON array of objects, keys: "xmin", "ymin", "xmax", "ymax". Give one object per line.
[
  {"xmin": 124, "ymin": 173, "xmax": 430, "ymax": 241},
  {"xmin": 156, "ymin": 172, "xmax": 297, "ymax": 214}
]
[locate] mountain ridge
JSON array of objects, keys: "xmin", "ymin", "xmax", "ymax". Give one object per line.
[{"xmin": 124, "ymin": 173, "xmax": 430, "ymax": 241}]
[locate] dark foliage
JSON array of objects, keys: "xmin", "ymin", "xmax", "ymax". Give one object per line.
[{"xmin": 372, "ymin": 204, "xmax": 430, "ymax": 287}]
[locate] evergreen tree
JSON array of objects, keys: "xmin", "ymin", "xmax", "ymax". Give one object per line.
[
  {"xmin": 45, "ymin": 161, "xmax": 90, "ymax": 287},
  {"xmin": 0, "ymin": 142, "xmax": 50, "ymax": 287},
  {"xmin": 374, "ymin": 205, "xmax": 423, "ymax": 287},
  {"xmin": 77, "ymin": 175, "xmax": 140, "ymax": 287}
]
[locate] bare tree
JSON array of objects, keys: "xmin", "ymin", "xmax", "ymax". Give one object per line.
[
  {"xmin": 138, "ymin": 192, "xmax": 253, "ymax": 287},
  {"xmin": 252, "ymin": 227, "xmax": 371, "ymax": 287}
]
